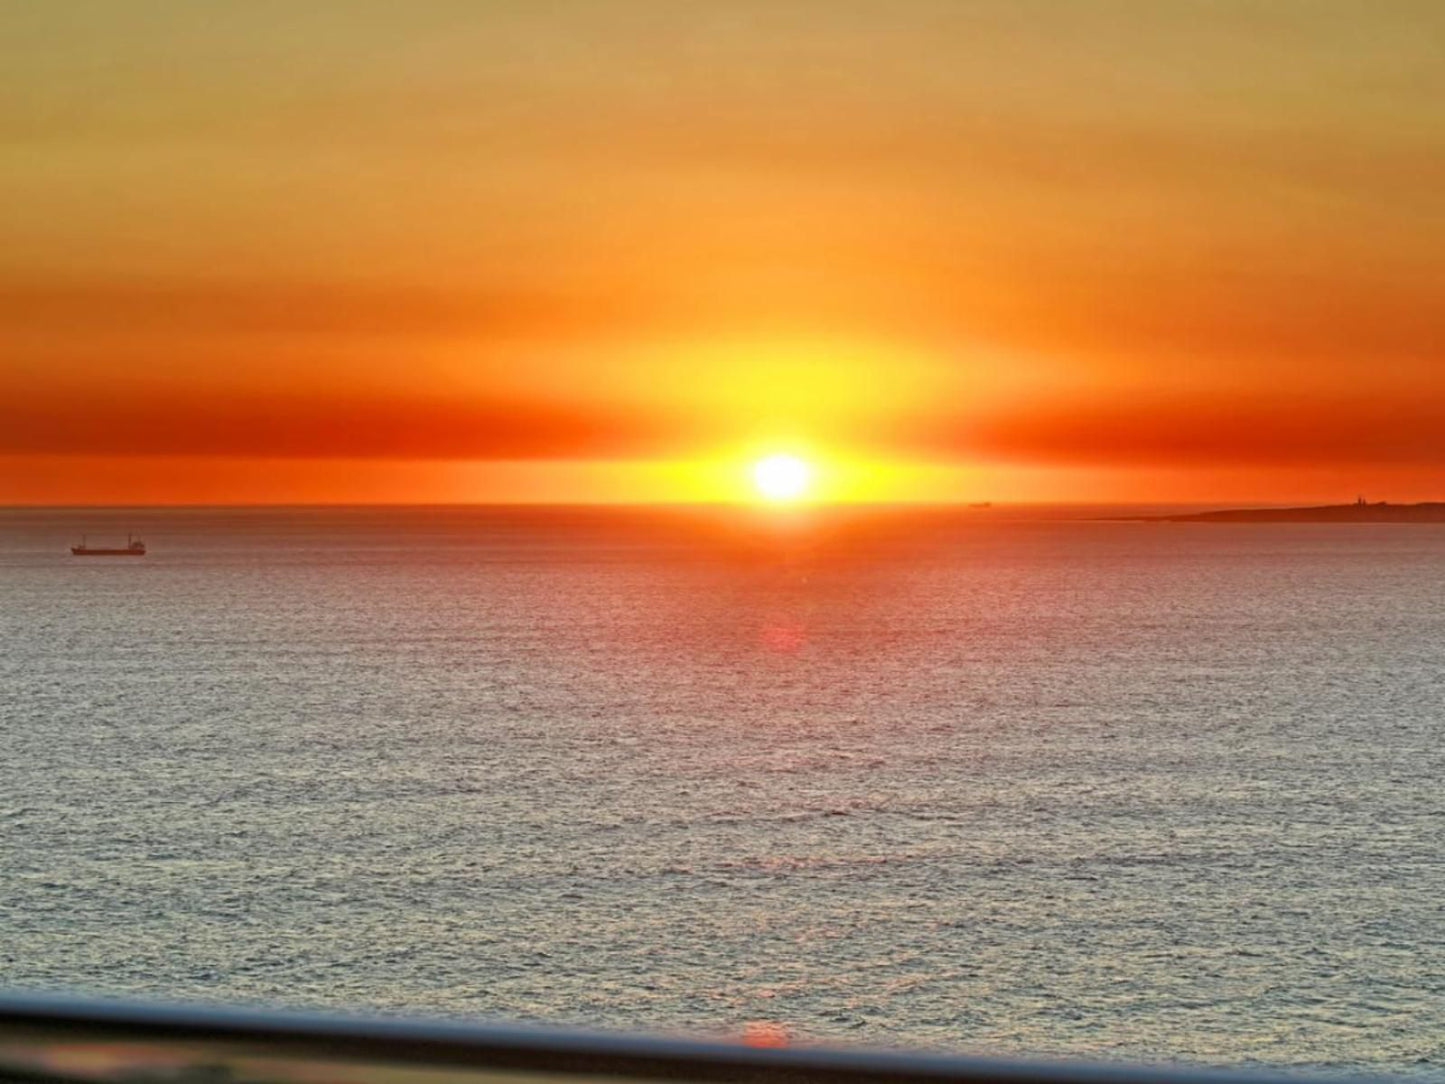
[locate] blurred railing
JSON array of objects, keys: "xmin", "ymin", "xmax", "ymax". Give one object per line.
[{"xmin": 0, "ymin": 993, "xmax": 1367, "ymax": 1084}]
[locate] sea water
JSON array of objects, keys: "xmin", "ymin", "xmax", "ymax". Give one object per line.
[{"xmin": 2, "ymin": 506, "xmax": 1442, "ymax": 1076}]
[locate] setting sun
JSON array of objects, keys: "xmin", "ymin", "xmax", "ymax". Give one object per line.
[{"xmin": 751, "ymin": 454, "xmax": 813, "ymax": 502}]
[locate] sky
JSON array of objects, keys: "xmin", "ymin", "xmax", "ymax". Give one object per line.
[{"xmin": 3, "ymin": 1, "xmax": 1443, "ymax": 504}]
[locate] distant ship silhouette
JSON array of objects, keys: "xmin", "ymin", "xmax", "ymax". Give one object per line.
[{"xmin": 71, "ymin": 534, "xmax": 146, "ymax": 556}]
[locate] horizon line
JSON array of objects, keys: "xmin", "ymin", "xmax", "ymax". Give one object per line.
[{"xmin": 0, "ymin": 499, "xmax": 1360, "ymax": 511}]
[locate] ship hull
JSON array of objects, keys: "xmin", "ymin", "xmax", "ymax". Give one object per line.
[{"xmin": 70, "ymin": 548, "xmax": 145, "ymax": 556}]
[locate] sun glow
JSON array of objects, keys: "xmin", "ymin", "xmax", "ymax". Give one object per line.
[{"xmin": 751, "ymin": 454, "xmax": 813, "ymax": 502}]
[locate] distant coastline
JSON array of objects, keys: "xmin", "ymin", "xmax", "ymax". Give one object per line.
[{"xmin": 1124, "ymin": 501, "xmax": 1445, "ymax": 523}]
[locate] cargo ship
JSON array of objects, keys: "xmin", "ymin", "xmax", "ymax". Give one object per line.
[{"xmin": 71, "ymin": 534, "xmax": 146, "ymax": 556}]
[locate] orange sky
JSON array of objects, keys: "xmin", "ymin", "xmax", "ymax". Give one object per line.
[{"xmin": 4, "ymin": 1, "xmax": 1443, "ymax": 504}]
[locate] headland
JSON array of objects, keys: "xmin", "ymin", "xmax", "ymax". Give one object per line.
[{"xmin": 1128, "ymin": 500, "xmax": 1445, "ymax": 523}]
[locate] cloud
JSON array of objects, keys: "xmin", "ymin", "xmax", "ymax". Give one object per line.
[
  {"xmin": 1, "ymin": 390, "xmax": 697, "ymax": 460},
  {"xmin": 911, "ymin": 393, "xmax": 1445, "ymax": 468}
]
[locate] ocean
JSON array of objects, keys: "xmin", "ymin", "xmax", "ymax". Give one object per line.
[{"xmin": 2, "ymin": 506, "xmax": 1442, "ymax": 1077}]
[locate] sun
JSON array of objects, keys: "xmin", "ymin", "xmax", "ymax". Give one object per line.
[{"xmin": 751, "ymin": 454, "xmax": 813, "ymax": 502}]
